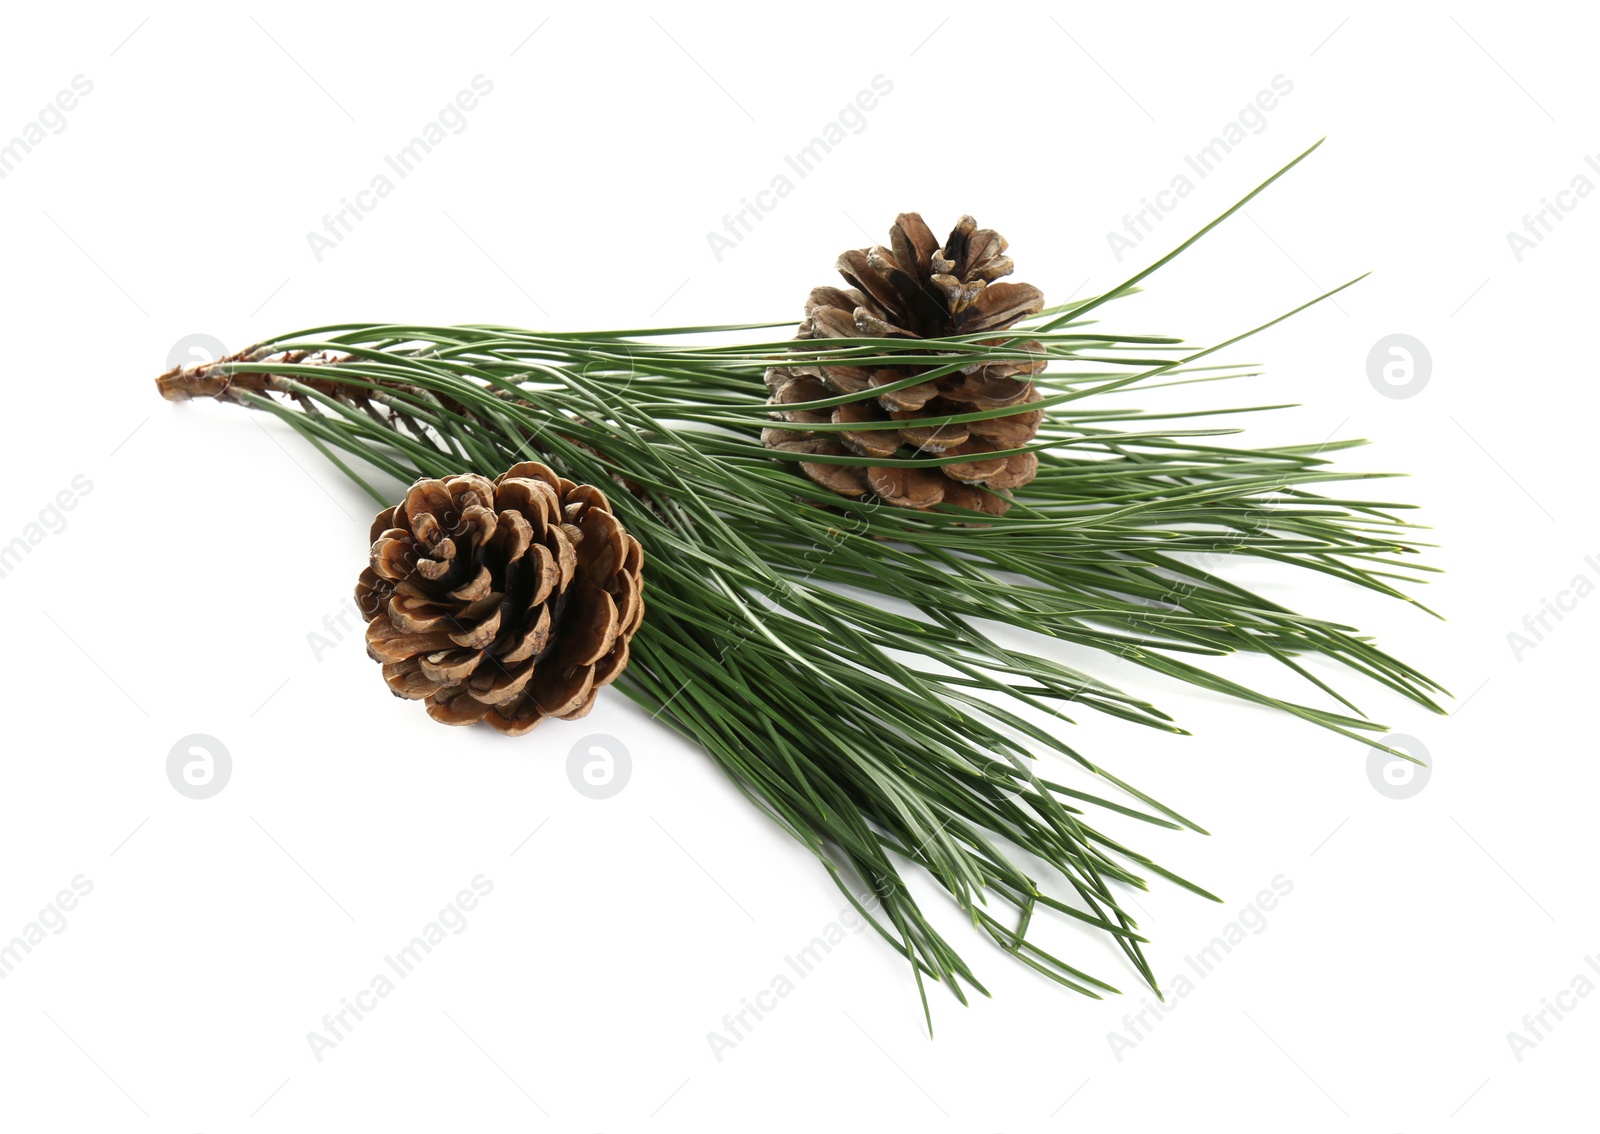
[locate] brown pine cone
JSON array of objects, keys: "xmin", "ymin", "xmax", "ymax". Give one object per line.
[
  {"xmin": 355, "ymin": 462, "xmax": 645, "ymax": 735},
  {"xmin": 764, "ymin": 213, "xmax": 1048, "ymax": 515}
]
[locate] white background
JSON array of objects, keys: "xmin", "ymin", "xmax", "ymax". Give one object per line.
[{"xmin": 1, "ymin": 2, "xmax": 1594, "ymax": 1131}]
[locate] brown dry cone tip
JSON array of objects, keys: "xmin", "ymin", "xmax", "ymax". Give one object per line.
[
  {"xmin": 763, "ymin": 213, "xmax": 1048, "ymax": 516},
  {"xmin": 357, "ymin": 462, "xmax": 646, "ymax": 736}
]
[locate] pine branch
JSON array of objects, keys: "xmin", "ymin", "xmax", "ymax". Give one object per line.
[{"xmin": 152, "ymin": 147, "xmax": 1443, "ymax": 1023}]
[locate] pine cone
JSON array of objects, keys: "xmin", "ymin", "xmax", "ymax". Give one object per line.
[
  {"xmin": 356, "ymin": 462, "xmax": 645, "ymax": 735},
  {"xmin": 763, "ymin": 213, "xmax": 1048, "ymax": 514}
]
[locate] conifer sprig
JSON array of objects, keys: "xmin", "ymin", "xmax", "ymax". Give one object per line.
[{"xmin": 155, "ymin": 144, "xmax": 1442, "ymax": 1024}]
